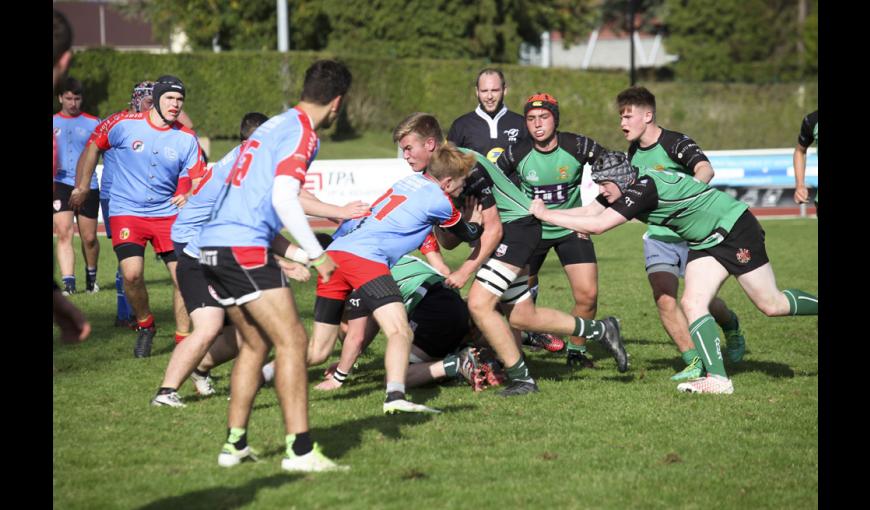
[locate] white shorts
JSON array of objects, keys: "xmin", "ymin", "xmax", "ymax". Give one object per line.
[{"xmin": 642, "ymin": 233, "xmax": 688, "ymax": 278}]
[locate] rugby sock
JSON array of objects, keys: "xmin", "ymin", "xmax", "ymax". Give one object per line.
[
  {"xmin": 332, "ymin": 369, "xmax": 349, "ymax": 384},
  {"xmin": 157, "ymin": 387, "xmax": 176, "ymax": 395},
  {"xmin": 62, "ymin": 275, "xmax": 76, "ymax": 292},
  {"xmin": 175, "ymin": 331, "xmax": 189, "ymax": 344},
  {"xmin": 573, "ymin": 317, "xmax": 605, "ymax": 341},
  {"xmin": 193, "ymin": 368, "xmax": 209, "ymax": 378},
  {"xmin": 689, "ymin": 315, "xmax": 727, "ymax": 378},
  {"xmin": 681, "ymin": 349, "xmax": 700, "ymax": 366},
  {"xmin": 137, "ymin": 314, "xmax": 155, "ymax": 330},
  {"xmin": 442, "ymin": 354, "xmax": 460, "ymax": 378},
  {"xmin": 566, "ymin": 342, "xmax": 588, "ymax": 354},
  {"xmin": 86, "ymin": 267, "xmax": 97, "ymax": 288},
  {"xmin": 227, "ymin": 428, "xmax": 247, "ymax": 450},
  {"xmin": 385, "ymin": 382, "xmax": 405, "ymax": 402},
  {"xmin": 287, "ymin": 432, "xmax": 313, "ymax": 457},
  {"xmin": 116, "ymin": 270, "xmax": 133, "ymax": 320},
  {"xmin": 505, "ymin": 357, "xmax": 534, "ymax": 384},
  {"xmin": 783, "ymin": 289, "xmax": 818, "ymax": 315}
]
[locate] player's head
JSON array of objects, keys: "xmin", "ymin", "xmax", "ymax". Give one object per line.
[
  {"xmin": 616, "ymin": 86, "xmax": 656, "ymax": 143},
  {"xmin": 476, "ymin": 68, "xmax": 506, "ymax": 114},
  {"xmin": 151, "ymin": 75, "xmax": 185, "ymax": 125},
  {"xmin": 130, "ymin": 80, "xmax": 154, "ymax": 113},
  {"xmin": 301, "ymin": 60, "xmax": 352, "ymax": 128},
  {"xmin": 57, "ymin": 77, "xmax": 83, "ymax": 116},
  {"xmin": 239, "ymin": 112, "xmax": 269, "ymax": 141},
  {"xmin": 591, "ymin": 151, "xmax": 637, "ymax": 203},
  {"xmin": 427, "ymin": 142, "xmax": 475, "ymax": 197},
  {"xmin": 53, "ymin": 10, "xmax": 73, "ymax": 92},
  {"xmin": 393, "ymin": 112, "xmax": 444, "ymax": 172},
  {"xmin": 524, "ymin": 93, "xmax": 559, "ymax": 144}
]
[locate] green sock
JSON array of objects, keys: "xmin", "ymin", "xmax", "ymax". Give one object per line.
[
  {"xmin": 442, "ymin": 354, "xmax": 460, "ymax": 378},
  {"xmin": 227, "ymin": 427, "xmax": 247, "ymax": 448},
  {"xmin": 573, "ymin": 317, "xmax": 605, "ymax": 341},
  {"xmin": 681, "ymin": 349, "xmax": 700, "ymax": 366},
  {"xmin": 505, "ymin": 356, "xmax": 534, "ymax": 383},
  {"xmin": 689, "ymin": 315, "xmax": 727, "ymax": 378},
  {"xmin": 566, "ymin": 342, "xmax": 587, "ymax": 353},
  {"xmin": 783, "ymin": 289, "xmax": 818, "ymax": 315}
]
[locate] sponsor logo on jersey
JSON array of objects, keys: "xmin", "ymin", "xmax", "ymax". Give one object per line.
[
  {"xmin": 487, "ymin": 147, "xmax": 505, "ymax": 163},
  {"xmin": 54, "ymin": 128, "xmax": 62, "ymax": 137},
  {"xmin": 75, "ymin": 127, "xmax": 88, "ymax": 137},
  {"xmin": 132, "ymin": 140, "xmax": 145, "ymax": 152},
  {"xmin": 53, "ymin": 200, "xmax": 62, "ymax": 211},
  {"xmin": 526, "ymin": 169, "xmax": 539, "ymax": 182},
  {"xmin": 558, "ymin": 166, "xmax": 569, "ymax": 180},
  {"xmin": 504, "ymin": 128, "xmax": 519, "ymax": 143},
  {"xmin": 496, "ymin": 243, "xmax": 507, "ymax": 257},
  {"xmin": 164, "ymin": 147, "xmax": 178, "ymax": 161},
  {"xmin": 736, "ymin": 248, "xmax": 751, "ymax": 264},
  {"xmin": 119, "ymin": 227, "xmax": 130, "ymax": 240}
]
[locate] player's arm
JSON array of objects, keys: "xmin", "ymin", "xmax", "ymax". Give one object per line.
[
  {"xmin": 298, "ymin": 188, "xmax": 370, "ymax": 222},
  {"xmin": 419, "ymin": 233, "xmax": 451, "ymax": 275},
  {"xmin": 563, "ymin": 132, "xmax": 606, "ymax": 166},
  {"xmin": 670, "ymin": 134, "xmax": 714, "ymax": 184},
  {"xmin": 531, "ymin": 200, "xmax": 627, "ymax": 235},
  {"xmin": 272, "ymin": 174, "xmax": 335, "ymax": 281},
  {"xmin": 70, "ymin": 125, "xmax": 110, "ymax": 209},
  {"xmin": 793, "ymin": 113, "xmax": 816, "ymax": 204},
  {"xmin": 171, "ymin": 141, "xmax": 204, "ymax": 208},
  {"xmin": 445, "ymin": 204, "xmax": 501, "ymax": 289}
]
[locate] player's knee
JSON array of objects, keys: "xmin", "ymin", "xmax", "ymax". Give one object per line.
[
  {"xmin": 655, "ymin": 292, "xmax": 679, "ymax": 313},
  {"xmin": 757, "ymin": 296, "xmax": 787, "ymax": 317},
  {"xmin": 572, "ymin": 286, "xmax": 598, "ymax": 309}
]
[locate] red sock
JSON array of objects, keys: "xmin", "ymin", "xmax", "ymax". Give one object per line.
[
  {"xmin": 175, "ymin": 331, "xmax": 189, "ymax": 344},
  {"xmin": 137, "ymin": 314, "xmax": 155, "ymax": 330}
]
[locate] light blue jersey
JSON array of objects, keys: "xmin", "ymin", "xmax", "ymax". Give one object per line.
[
  {"xmin": 195, "ymin": 108, "xmax": 320, "ymax": 249},
  {"xmin": 173, "ymin": 145, "xmax": 242, "ymax": 258},
  {"xmin": 90, "ymin": 111, "xmax": 203, "ymax": 217},
  {"xmin": 328, "ymin": 173, "xmax": 461, "ymax": 267},
  {"xmin": 53, "ymin": 112, "xmax": 100, "ymax": 188}
]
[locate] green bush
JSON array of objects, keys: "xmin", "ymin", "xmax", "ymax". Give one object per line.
[{"xmin": 62, "ymin": 49, "xmax": 817, "ymax": 149}]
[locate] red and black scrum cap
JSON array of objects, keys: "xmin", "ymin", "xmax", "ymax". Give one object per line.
[{"xmin": 524, "ymin": 93, "xmax": 559, "ymax": 127}]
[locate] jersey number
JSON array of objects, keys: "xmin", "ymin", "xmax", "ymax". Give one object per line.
[
  {"xmin": 227, "ymin": 140, "xmax": 262, "ymax": 188},
  {"xmin": 371, "ymin": 187, "xmax": 407, "ymax": 220}
]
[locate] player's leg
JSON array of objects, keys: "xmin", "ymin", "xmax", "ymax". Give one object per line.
[
  {"xmin": 678, "ymin": 256, "xmax": 733, "ymax": 394},
  {"xmin": 708, "ymin": 296, "xmax": 746, "ymax": 363},
  {"xmin": 163, "ymin": 258, "xmax": 192, "ymax": 343},
  {"xmin": 563, "ymin": 261, "xmax": 598, "ymax": 365},
  {"xmin": 77, "ymin": 190, "xmax": 101, "ymax": 293},
  {"xmin": 54, "ymin": 209, "xmax": 77, "ymax": 294},
  {"xmin": 520, "ymin": 249, "xmax": 564, "ymax": 353},
  {"xmin": 102, "ymin": 199, "xmax": 134, "ymax": 325},
  {"xmin": 736, "ymin": 263, "xmax": 818, "ymax": 316},
  {"xmin": 153, "ymin": 216, "xmax": 191, "ymax": 341},
  {"xmin": 197, "ymin": 325, "xmax": 241, "ymax": 373}
]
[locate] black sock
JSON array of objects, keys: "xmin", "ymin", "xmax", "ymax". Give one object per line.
[
  {"xmin": 193, "ymin": 368, "xmax": 209, "ymax": 378},
  {"xmin": 385, "ymin": 391, "xmax": 405, "ymax": 403},
  {"xmin": 292, "ymin": 432, "xmax": 313, "ymax": 456},
  {"xmin": 157, "ymin": 387, "xmax": 176, "ymax": 395}
]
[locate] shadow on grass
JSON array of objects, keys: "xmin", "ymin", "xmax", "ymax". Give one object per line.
[
  {"xmin": 645, "ymin": 356, "xmax": 796, "ymax": 378},
  {"xmin": 136, "ymin": 473, "xmax": 299, "ymax": 510}
]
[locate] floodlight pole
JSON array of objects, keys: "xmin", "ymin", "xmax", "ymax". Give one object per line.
[
  {"xmin": 628, "ymin": 0, "xmax": 637, "ymax": 85},
  {"xmin": 277, "ymin": 0, "xmax": 289, "ymax": 52}
]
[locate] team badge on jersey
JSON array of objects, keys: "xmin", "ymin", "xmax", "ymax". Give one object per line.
[
  {"xmin": 120, "ymin": 228, "xmax": 130, "ymax": 240},
  {"xmin": 53, "ymin": 200, "xmax": 62, "ymax": 211},
  {"xmin": 164, "ymin": 147, "xmax": 178, "ymax": 161},
  {"xmin": 558, "ymin": 166, "xmax": 569, "ymax": 180},
  {"xmin": 495, "ymin": 243, "xmax": 507, "ymax": 257},
  {"xmin": 736, "ymin": 248, "xmax": 751, "ymax": 264},
  {"xmin": 54, "ymin": 128, "xmax": 62, "ymax": 137},
  {"xmin": 487, "ymin": 147, "xmax": 505, "ymax": 163},
  {"xmin": 132, "ymin": 141, "xmax": 145, "ymax": 153},
  {"xmin": 526, "ymin": 169, "xmax": 540, "ymax": 182}
]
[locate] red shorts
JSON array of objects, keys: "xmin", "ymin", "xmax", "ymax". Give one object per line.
[
  {"xmin": 315, "ymin": 251, "xmax": 392, "ymax": 300},
  {"xmin": 110, "ymin": 215, "xmax": 177, "ymax": 254}
]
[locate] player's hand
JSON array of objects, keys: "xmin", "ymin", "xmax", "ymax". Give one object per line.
[
  {"xmin": 53, "ymin": 290, "xmax": 91, "ymax": 344},
  {"xmin": 312, "ymin": 253, "xmax": 336, "ymax": 283},
  {"xmin": 529, "ymin": 198, "xmax": 548, "ymax": 220},
  {"xmin": 170, "ymin": 194, "xmax": 188, "ymax": 208},
  {"xmin": 793, "ymin": 185, "xmax": 809, "ymax": 204},
  {"xmin": 445, "ymin": 269, "xmax": 472, "ymax": 289},
  {"xmin": 275, "ymin": 257, "xmax": 310, "ymax": 282},
  {"xmin": 339, "ymin": 200, "xmax": 371, "ymax": 219},
  {"xmin": 468, "ymin": 201, "xmax": 483, "ymax": 225},
  {"xmin": 68, "ymin": 188, "xmax": 86, "ymax": 211}
]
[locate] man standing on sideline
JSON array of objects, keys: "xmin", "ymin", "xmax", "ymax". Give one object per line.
[
  {"xmin": 53, "ymin": 8, "xmax": 90, "ymax": 344},
  {"xmin": 616, "ymin": 86, "xmax": 746, "ymax": 381},
  {"xmin": 195, "ymin": 60, "xmax": 351, "ymax": 472},
  {"xmin": 71, "ymin": 75, "xmax": 203, "ymax": 358},
  {"xmin": 101, "ymin": 80, "xmax": 154, "ymax": 328},
  {"xmin": 792, "ymin": 110, "xmax": 818, "ymax": 212},
  {"xmin": 53, "ymin": 77, "xmax": 101, "ymax": 296},
  {"xmin": 447, "ymin": 68, "xmax": 527, "ymax": 164}
]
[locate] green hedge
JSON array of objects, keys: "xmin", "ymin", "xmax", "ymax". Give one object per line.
[{"xmin": 61, "ymin": 49, "xmax": 818, "ymax": 150}]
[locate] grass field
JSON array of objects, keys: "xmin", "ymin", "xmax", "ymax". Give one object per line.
[{"xmin": 53, "ymin": 218, "xmax": 818, "ymax": 509}]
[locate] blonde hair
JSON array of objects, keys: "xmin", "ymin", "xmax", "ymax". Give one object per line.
[
  {"xmin": 392, "ymin": 112, "xmax": 444, "ymax": 144},
  {"xmin": 427, "ymin": 142, "xmax": 475, "ymax": 180}
]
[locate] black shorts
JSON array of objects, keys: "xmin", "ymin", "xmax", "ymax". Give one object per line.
[
  {"xmin": 318, "ymin": 274, "xmax": 403, "ymax": 325},
  {"xmin": 528, "ymin": 231, "xmax": 597, "ymax": 275},
  {"xmin": 687, "ymin": 210, "xmax": 769, "ymax": 275},
  {"xmin": 53, "ymin": 182, "xmax": 100, "ymax": 219},
  {"xmin": 490, "ymin": 216, "xmax": 542, "ymax": 268},
  {"xmin": 174, "ymin": 242, "xmax": 222, "ymax": 313},
  {"xmin": 198, "ymin": 246, "xmax": 286, "ymax": 306},
  {"xmin": 409, "ymin": 283, "xmax": 470, "ymax": 359}
]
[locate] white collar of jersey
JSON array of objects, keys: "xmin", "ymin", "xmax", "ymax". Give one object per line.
[{"xmin": 474, "ymin": 105, "xmax": 508, "ymax": 139}]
